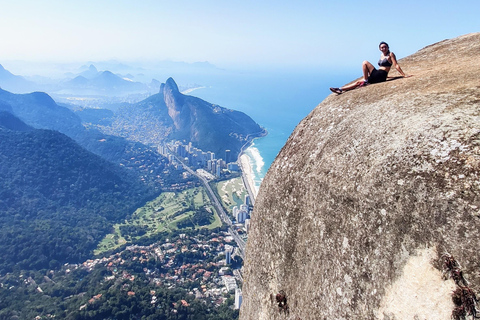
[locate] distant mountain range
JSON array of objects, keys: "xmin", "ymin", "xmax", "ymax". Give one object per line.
[
  {"xmin": 60, "ymin": 66, "xmax": 154, "ymax": 96},
  {"xmin": 99, "ymin": 77, "xmax": 266, "ymax": 159},
  {"xmin": 0, "ymin": 64, "xmax": 36, "ymax": 93},
  {"xmin": 0, "ymin": 61, "xmax": 218, "ymax": 99},
  {"xmin": 0, "ymin": 63, "xmax": 159, "ymax": 97}
]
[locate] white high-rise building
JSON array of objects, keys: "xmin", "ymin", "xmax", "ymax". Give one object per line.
[
  {"xmin": 233, "ymin": 206, "xmax": 239, "ymax": 218},
  {"xmin": 234, "ymin": 288, "xmax": 243, "ymax": 309},
  {"xmin": 234, "ymin": 204, "xmax": 248, "ymax": 223},
  {"xmin": 225, "ymin": 150, "xmax": 231, "ymax": 164},
  {"xmin": 207, "ymin": 151, "xmax": 215, "ymax": 161},
  {"xmin": 225, "ymin": 245, "xmax": 233, "ymax": 264},
  {"xmin": 211, "ymin": 162, "xmax": 217, "ymax": 175},
  {"xmin": 236, "ymin": 210, "xmax": 247, "ymax": 223},
  {"xmin": 245, "ymin": 195, "xmax": 251, "ymax": 206},
  {"xmin": 245, "ymin": 219, "xmax": 251, "ymax": 232}
]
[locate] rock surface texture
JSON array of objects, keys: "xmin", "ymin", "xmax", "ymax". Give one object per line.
[{"xmin": 240, "ymin": 33, "xmax": 480, "ymax": 320}]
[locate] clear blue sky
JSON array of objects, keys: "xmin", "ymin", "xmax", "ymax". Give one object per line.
[{"xmin": 0, "ymin": 0, "xmax": 478, "ymax": 70}]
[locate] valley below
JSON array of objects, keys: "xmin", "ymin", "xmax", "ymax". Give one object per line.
[{"xmin": 0, "ymin": 71, "xmax": 260, "ymax": 319}]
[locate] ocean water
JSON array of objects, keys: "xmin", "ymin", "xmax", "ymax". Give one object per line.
[{"xmin": 190, "ymin": 68, "xmax": 356, "ymax": 193}]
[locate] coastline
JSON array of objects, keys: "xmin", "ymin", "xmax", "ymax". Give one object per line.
[
  {"xmin": 181, "ymin": 86, "xmax": 207, "ymax": 95},
  {"xmin": 226, "ymin": 123, "xmax": 267, "ymax": 210},
  {"xmin": 239, "ymin": 153, "xmax": 258, "ymax": 200},
  {"xmin": 237, "ymin": 131, "xmax": 267, "ymax": 203}
]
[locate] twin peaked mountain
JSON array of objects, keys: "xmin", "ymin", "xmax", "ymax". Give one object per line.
[{"xmin": 105, "ymin": 77, "xmax": 266, "ymax": 159}]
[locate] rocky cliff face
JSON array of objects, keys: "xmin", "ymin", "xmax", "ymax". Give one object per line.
[
  {"xmin": 107, "ymin": 77, "xmax": 266, "ymax": 159},
  {"xmin": 241, "ymin": 33, "xmax": 480, "ymax": 320},
  {"xmin": 160, "ymin": 77, "xmax": 266, "ymax": 158}
]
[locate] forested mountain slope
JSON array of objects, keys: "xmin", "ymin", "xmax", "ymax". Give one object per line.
[
  {"xmin": 0, "ymin": 88, "xmax": 170, "ymax": 189},
  {"xmin": 0, "ymin": 119, "xmax": 153, "ymax": 272}
]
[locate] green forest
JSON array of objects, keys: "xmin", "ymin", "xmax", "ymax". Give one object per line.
[
  {"xmin": 0, "ymin": 111, "xmax": 240, "ymax": 319},
  {"xmin": 0, "ymin": 127, "xmax": 156, "ymax": 273}
]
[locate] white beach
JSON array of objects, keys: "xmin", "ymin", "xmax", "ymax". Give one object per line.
[
  {"xmin": 181, "ymin": 86, "xmax": 206, "ymax": 95},
  {"xmin": 239, "ymin": 154, "xmax": 258, "ymax": 200}
]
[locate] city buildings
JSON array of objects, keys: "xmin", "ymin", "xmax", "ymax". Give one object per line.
[
  {"xmin": 234, "ymin": 288, "xmax": 243, "ymax": 310},
  {"xmin": 222, "ymin": 275, "xmax": 237, "ymax": 292},
  {"xmin": 233, "ymin": 204, "xmax": 249, "ymax": 224},
  {"xmin": 160, "ymin": 140, "xmax": 239, "ymax": 178},
  {"xmin": 225, "ymin": 245, "xmax": 233, "ymax": 264}
]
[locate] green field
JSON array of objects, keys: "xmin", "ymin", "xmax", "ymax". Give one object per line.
[
  {"xmin": 215, "ymin": 177, "xmax": 247, "ymax": 212},
  {"xmin": 95, "ymin": 187, "xmax": 222, "ymax": 254}
]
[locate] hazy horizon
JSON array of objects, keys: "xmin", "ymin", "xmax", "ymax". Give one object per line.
[{"xmin": 1, "ymin": 0, "xmax": 479, "ymax": 72}]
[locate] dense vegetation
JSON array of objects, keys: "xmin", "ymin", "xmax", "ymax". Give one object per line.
[
  {"xmin": 0, "ymin": 229, "xmax": 239, "ymax": 320},
  {"xmin": 0, "ymin": 86, "xmax": 244, "ymax": 319},
  {"xmin": 75, "ymin": 107, "xmax": 114, "ymax": 126},
  {"xmin": 176, "ymin": 207, "xmax": 215, "ymax": 229},
  {"xmin": 0, "ymin": 89, "xmax": 172, "ymax": 188},
  {"xmin": 0, "ymin": 259, "xmax": 238, "ymax": 320},
  {"xmin": 0, "ymin": 110, "xmax": 33, "ymax": 131},
  {"xmin": 0, "ymin": 127, "xmax": 156, "ymax": 273}
]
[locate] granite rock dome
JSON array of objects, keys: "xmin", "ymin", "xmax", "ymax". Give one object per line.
[{"xmin": 240, "ymin": 33, "xmax": 480, "ymax": 320}]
